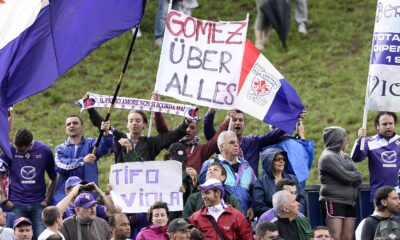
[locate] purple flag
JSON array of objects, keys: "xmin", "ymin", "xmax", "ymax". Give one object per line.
[{"xmin": 0, "ymin": 0, "xmax": 146, "ymax": 157}]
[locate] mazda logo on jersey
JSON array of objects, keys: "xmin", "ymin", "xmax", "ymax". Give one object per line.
[
  {"xmin": 381, "ymin": 151, "xmax": 398, "ymax": 164},
  {"xmin": 20, "ymin": 166, "xmax": 36, "ymax": 180}
]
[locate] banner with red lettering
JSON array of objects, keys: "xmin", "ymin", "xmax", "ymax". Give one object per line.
[{"xmin": 154, "ymin": 9, "xmax": 248, "ymax": 109}]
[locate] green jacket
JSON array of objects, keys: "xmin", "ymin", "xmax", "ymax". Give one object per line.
[{"xmin": 295, "ymin": 216, "xmax": 312, "ymax": 240}]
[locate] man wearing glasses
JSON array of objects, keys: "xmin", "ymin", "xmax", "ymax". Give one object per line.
[{"xmin": 199, "ymin": 130, "xmax": 257, "ymax": 220}]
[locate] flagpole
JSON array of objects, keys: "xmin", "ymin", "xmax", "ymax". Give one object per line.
[
  {"xmin": 92, "ymin": 26, "xmax": 140, "ymax": 155},
  {"xmin": 360, "ymin": 76, "xmax": 370, "ymax": 151}
]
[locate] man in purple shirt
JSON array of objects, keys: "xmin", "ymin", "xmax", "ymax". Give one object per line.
[
  {"xmin": 352, "ymin": 111, "xmax": 400, "ymax": 202},
  {"xmin": 0, "ymin": 128, "xmax": 58, "ymax": 240}
]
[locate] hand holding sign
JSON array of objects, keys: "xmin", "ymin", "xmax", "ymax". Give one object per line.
[{"xmin": 155, "ymin": 10, "xmax": 248, "ymax": 110}]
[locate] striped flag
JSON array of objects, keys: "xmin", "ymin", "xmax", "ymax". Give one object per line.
[
  {"xmin": 236, "ymin": 40, "xmax": 304, "ymax": 134},
  {"xmin": 0, "ymin": 0, "xmax": 146, "ymax": 157}
]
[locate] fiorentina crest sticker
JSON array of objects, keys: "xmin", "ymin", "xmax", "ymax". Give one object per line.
[{"xmin": 247, "ymin": 63, "xmax": 281, "ymax": 106}]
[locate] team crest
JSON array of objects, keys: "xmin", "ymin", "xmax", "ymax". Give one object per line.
[{"xmin": 247, "ymin": 63, "xmax": 280, "ymax": 106}]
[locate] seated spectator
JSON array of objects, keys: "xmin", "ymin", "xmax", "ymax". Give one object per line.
[
  {"xmin": 253, "ymin": 148, "xmax": 306, "ymax": 218},
  {"xmin": 361, "ymin": 186, "xmax": 400, "ymax": 240},
  {"xmin": 199, "ymin": 130, "xmax": 257, "ymax": 219},
  {"xmin": 258, "ymin": 179, "xmax": 304, "ymax": 223},
  {"xmin": 319, "ymin": 126, "xmax": 362, "ymax": 240},
  {"xmin": 60, "ymin": 193, "xmax": 111, "ymax": 240},
  {"xmin": 136, "ymin": 201, "xmax": 169, "ymax": 240},
  {"xmin": 38, "ymin": 206, "xmax": 65, "ymax": 240},
  {"xmin": 271, "ymin": 190, "xmax": 312, "ymax": 240},
  {"xmin": 255, "ymin": 221, "xmax": 282, "ymax": 240},
  {"xmin": 56, "ymin": 176, "xmax": 115, "ymax": 220},
  {"xmin": 312, "ymin": 226, "xmax": 332, "ymax": 240},
  {"xmin": 13, "ymin": 217, "xmax": 33, "ymax": 240},
  {"xmin": 109, "ymin": 213, "xmax": 131, "ymax": 240},
  {"xmin": 167, "ymin": 218, "xmax": 194, "ymax": 240},
  {"xmin": 189, "ymin": 178, "xmax": 253, "ymax": 239},
  {"xmin": 183, "ymin": 161, "xmax": 242, "ymax": 218}
]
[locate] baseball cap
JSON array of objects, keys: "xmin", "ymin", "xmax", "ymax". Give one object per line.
[
  {"xmin": 65, "ymin": 176, "xmax": 88, "ymax": 190},
  {"xmin": 168, "ymin": 142, "xmax": 187, "ymax": 162},
  {"xmin": 199, "ymin": 178, "xmax": 225, "ymax": 198},
  {"xmin": 168, "ymin": 218, "xmax": 194, "ymax": 232},
  {"xmin": 74, "ymin": 193, "xmax": 96, "ymax": 208},
  {"xmin": 13, "ymin": 217, "xmax": 32, "ymax": 229}
]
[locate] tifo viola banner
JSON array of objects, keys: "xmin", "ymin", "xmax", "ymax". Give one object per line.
[
  {"xmin": 367, "ymin": 0, "xmax": 400, "ymax": 112},
  {"xmin": 109, "ymin": 161, "xmax": 183, "ymax": 213},
  {"xmin": 154, "ymin": 9, "xmax": 248, "ymax": 110},
  {"xmin": 77, "ymin": 92, "xmax": 199, "ymax": 119}
]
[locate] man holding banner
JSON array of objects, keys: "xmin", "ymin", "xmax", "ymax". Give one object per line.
[
  {"xmin": 53, "ymin": 115, "xmax": 113, "ymax": 204},
  {"xmin": 351, "ymin": 112, "xmax": 400, "ymax": 202},
  {"xmin": 86, "ymin": 107, "xmax": 190, "ymax": 163},
  {"xmin": 352, "ymin": 0, "xmax": 400, "ymax": 203}
]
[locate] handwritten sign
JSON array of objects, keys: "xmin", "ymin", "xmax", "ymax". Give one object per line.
[
  {"xmin": 155, "ymin": 9, "xmax": 248, "ymax": 109},
  {"xmin": 109, "ymin": 161, "xmax": 183, "ymax": 213}
]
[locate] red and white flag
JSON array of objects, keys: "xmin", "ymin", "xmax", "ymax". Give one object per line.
[{"xmin": 235, "ymin": 40, "xmax": 304, "ymax": 134}]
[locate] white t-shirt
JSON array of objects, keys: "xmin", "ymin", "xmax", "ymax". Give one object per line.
[
  {"xmin": 38, "ymin": 229, "xmax": 65, "ymax": 240},
  {"xmin": 0, "ymin": 227, "xmax": 14, "ymax": 240}
]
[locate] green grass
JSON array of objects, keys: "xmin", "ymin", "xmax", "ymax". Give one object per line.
[{"xmin": 9, "ymin": 0, "xmax": 383, "ymax": 188}]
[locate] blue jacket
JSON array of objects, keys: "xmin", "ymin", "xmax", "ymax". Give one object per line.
[
  {"xmin": 199, "ymin": 155, "xmax": 256, "ymax": 215},
  {"xmin": 253, "ymin": 148, "xmax": 306, "ymax": 218},
  {"xmin": 53, "ymin": 136, "xmax": 113, "ymax": 204}
]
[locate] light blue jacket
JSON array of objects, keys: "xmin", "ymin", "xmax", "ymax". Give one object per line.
[{"xmin": 199, "ymin": 155, "xmax": 256, "ymax": 215}]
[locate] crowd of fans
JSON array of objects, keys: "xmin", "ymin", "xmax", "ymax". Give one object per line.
[{"xmin": 2, "ymin": 87, "xmax": 400, "ymax": 240}]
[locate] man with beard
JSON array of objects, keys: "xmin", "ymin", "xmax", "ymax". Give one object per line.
[
  {"xmin": 60, "ymin": 193, "xmax": 111, "ymax": 240},
  {"xmin": 361, "ymin": 186, "xmax": 400, "ymax": 240},
  {"xmin": 189, "ymin": 178, "xmax": 252, "ymax": 239},
  {"xmin": 352, "ymin": 112, "xmax": 400, "ymax": 202}
]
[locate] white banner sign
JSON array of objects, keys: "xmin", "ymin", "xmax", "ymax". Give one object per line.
[
  {"xmin": 109, "ymin": 161, "xmax": 183, "ymax": 213},
  {"xmin": 155, "ymin": 9, "xmax": 248, "ymax": 110},
  {"xmin": 77, "ymin": 92, "xmax": 198, "ymax": 119},
  {"xmin": 367, "ymin": 0, "xmax": 400, "ymax": 112}
]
